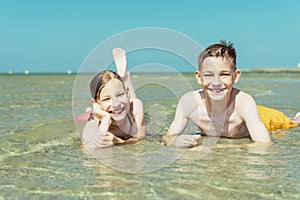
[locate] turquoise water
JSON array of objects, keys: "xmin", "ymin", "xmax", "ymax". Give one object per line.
[{"xmin": 1, "ymin": 73, "xmax": 300, "ymax": 199}]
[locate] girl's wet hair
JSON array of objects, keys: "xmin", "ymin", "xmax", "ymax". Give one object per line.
[
  {"xmin": 90, "ymin": 70, "xmax": 125, "ymax": 101},
  {"xmin": 198, "ymin": 40, "xmax": 237, "ymax": 71}
]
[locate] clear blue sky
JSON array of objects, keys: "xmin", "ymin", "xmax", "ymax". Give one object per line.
[{"xmin": 1, "ymin": 0, "xmax": 300, "ymax": 73}]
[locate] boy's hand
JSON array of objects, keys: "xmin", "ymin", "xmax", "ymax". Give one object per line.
[{"xmin": 162, "ymin": 134, "xmax": 201, "ymax": 148}]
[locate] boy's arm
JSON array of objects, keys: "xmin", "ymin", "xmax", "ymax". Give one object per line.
[
  {"xmin": 163, "ymin": 94, "xmax": 201, "ymax": 147},
  {"xmin": 166, "ymin": 96, "xmax": 189, "ymax": 136},
  {"xmin": 238, "ymin": 93, "xmax": 272, "ymax": 143}
]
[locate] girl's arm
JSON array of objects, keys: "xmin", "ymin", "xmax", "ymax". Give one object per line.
[
  {"xmin": 81, "ymin": 102, "xmax": 113, "ymax": 149},
  {"xmin": 115, "ymin": 98, "xmax": 146, "ymax": 145},
  {"xmin": 97, "ymin": 98, "xmax": 146, "ymax": 146},
  {"xmin": 82, "ymin": 117, "xmax": 114, "ymax": 149}
]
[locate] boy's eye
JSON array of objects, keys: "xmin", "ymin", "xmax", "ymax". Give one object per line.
[
  {"xmin": 220, "ymin": 72, "xmax": 231, "ymax": 78},
  {"xmin": 220, "ymin": 73, "xmax": 231, "ymax": 77},
  {"xmin": 203, "ymin": 74, "xmax": 214, "ymax": 77}
]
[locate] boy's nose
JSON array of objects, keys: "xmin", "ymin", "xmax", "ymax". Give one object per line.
[{"xmin": 212, "ymin": 75, "xmax": 221, "ymax": 85}]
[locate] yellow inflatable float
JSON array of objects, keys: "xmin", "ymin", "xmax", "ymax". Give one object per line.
[{"xmin": 257, "ymin": 105, "xmax": 298, "ymax": 131}]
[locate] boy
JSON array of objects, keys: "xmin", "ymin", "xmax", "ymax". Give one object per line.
[{"xmin": 163, "ymin": 40, "xmax": 299, "ymax": 147}]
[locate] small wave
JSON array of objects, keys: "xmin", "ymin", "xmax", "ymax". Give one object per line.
[
  {"xmin": 245, "ymin": 88, "xmax": 275, "ymax": 97},
  {"xmin": 254, "ymin": 89, "xmax": 275, "ymax": 97}
]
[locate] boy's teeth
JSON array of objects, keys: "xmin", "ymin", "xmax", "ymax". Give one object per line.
[{"xmin": 211, "ymin": 88, "xmax": 224, "ymax": 92}]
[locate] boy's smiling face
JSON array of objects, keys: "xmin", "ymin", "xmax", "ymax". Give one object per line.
[{"xmin": 195, "ymin": 56, "xmax": 240, "ymax": 102}]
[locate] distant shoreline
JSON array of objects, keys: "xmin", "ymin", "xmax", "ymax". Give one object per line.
[
  {"xmin": 1, "ymin": 68, "xmax": 300, "ymax": 75},
  {"xmin": 242, "ymin": 68, "xmax": 300, "ymax": 73}
]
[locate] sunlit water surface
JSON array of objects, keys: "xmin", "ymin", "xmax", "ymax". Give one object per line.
[{"xmin": 0, "ymin": 73, "xmax": 299, "ymax": 199}]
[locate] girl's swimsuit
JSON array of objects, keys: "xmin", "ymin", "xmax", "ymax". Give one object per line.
[
  {"xmin": 257, "ymin": 105, "xmax": 297, "ymax": 131},
  {"xmin": 127, "ymin": 113, "xmax": 133, "ymax": 133}
]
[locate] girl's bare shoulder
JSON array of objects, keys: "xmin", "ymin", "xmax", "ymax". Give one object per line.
[
  {"xmin": 131, "ymin": 98, "xmax": 143, "ymax": 107},
  {"xmin": 130, "ymin": 98, "xmax": 144, "ymax": 115}
]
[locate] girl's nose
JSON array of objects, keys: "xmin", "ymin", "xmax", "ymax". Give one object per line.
[{"xmin": 111, "ymin": 97, "xmax": 121, "ymax": 108}]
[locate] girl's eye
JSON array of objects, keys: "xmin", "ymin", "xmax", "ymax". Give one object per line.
[
  {"xmin": 101, "ymin": 97, "xmax": 111, "ymax": 102},
  {"xmin": 117, "ymin": 93, "xmax": 125, "ymax": 97}
]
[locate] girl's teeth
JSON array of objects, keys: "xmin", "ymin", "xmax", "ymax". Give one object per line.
[{"xmin": 112, "ymin": 108, "xmax": 123, "ymax": 114}]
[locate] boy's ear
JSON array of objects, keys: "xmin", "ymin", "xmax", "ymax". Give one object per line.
[
  {"xmin": 194, "ymin": 70, "xmax": 202, "ymax": 85},
  {"xmin": 91, "ymin": 99, "xmax": 96, "ymax": 103},
  {"xmin": 233, "ymin": 70, "xmax": 241, "ymax": 84}
]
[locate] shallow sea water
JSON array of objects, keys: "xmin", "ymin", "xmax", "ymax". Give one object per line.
[{"xmin": 0, "ymin": 73, "xmax": 299, "ymax": 199}]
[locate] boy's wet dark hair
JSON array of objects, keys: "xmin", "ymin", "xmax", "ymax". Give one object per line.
[
  {"xmin": 90, "ymin": 70, "xmax": 125, "ymax": 101},
  {"xmin": 198, "ymin": 40, "xmax": 237, "ymax": 71}
]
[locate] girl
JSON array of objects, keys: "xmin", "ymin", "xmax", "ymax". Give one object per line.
[{"xmin": 80, "ymin": 48, "xmax": 146, "ymax": 148}]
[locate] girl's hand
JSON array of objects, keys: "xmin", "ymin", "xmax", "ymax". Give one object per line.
[
  {"xmin": 92, "ymin": 101, "xmax": 111, "ymax": 123},
  {"xmin": 84, "ymin": 132, "xmax": 124, "ymax": 149},
  {"xmin": 91, "ymin": 100, "xmax": 112, "ymax": 142}
]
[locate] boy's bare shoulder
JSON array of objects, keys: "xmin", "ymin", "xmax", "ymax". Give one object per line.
[
  {"xmin": 177, "ymin": 90, "xmax": 203, "ymax": 118},
  {"xmin": 234, "ymin": 89, "xmax": 258, "ymax": 118},
  {"xmin": 234, "ymin": 89, "xmax": 256, "ymax": 104},
  {"xmin": 180, "ymin": 90, "xmax": 201, "ymax": 103}
]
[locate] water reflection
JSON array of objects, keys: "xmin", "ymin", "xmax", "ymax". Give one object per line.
[{"xmin": 87, "ymin": 144, "xmax": 185, "ymax": 173}]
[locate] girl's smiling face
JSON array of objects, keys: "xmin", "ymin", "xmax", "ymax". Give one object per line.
[{"xmin": 97, "ymin": 78, "xmax": 130, "ymax": 121}]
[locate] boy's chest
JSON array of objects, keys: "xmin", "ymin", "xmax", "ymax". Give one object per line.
[{"xmin": 189, "ymin": 107, "xmax": 249, "ymax": 137}]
